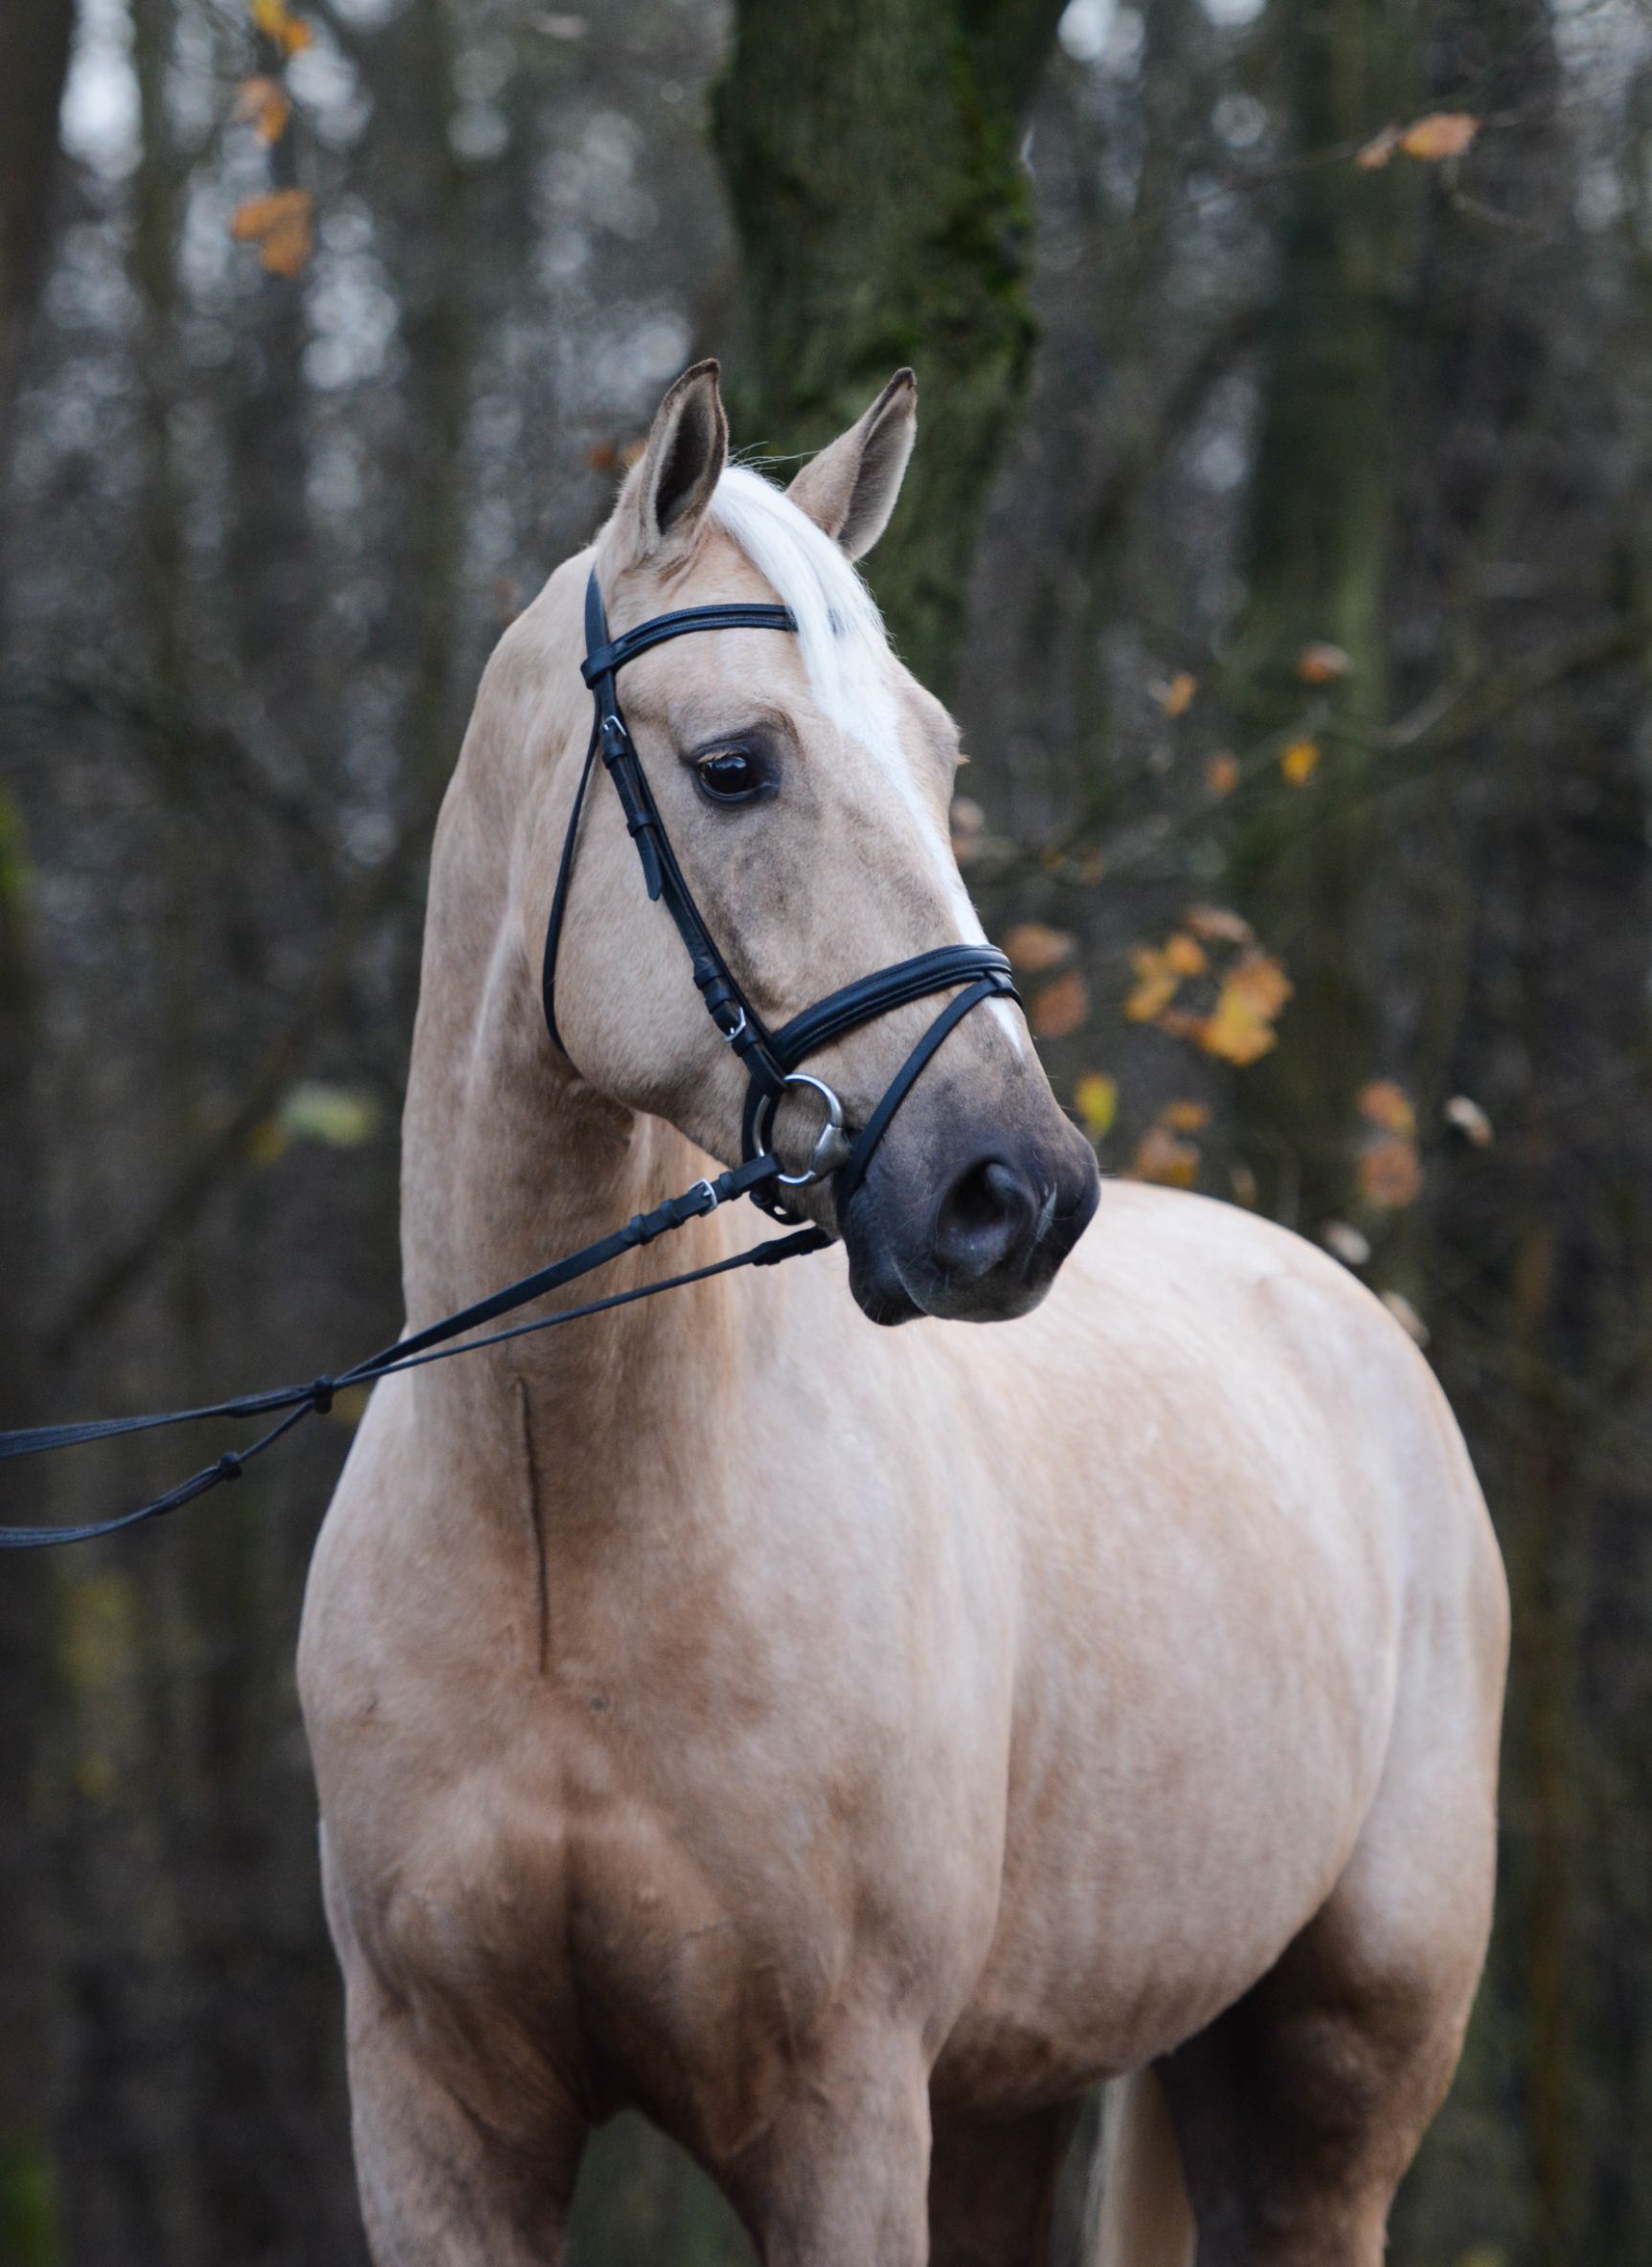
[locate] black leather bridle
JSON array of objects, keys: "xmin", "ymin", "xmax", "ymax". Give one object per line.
[
  {"xmin": 0, "ymin": 562, "xmax": 1023, "ymax": 1549},
  {"xmin": 542, "ymin": 567, "xmax": 1019, "ymax": 1216}
]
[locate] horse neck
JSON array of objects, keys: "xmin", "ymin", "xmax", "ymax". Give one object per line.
[{"xmin": 397, "ymin": 740, "xmax": 735, "ymax": 1518}]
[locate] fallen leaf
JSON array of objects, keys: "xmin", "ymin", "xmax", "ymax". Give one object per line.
[
  {"xmin": 1356, "ymin": 124, "xmax": 1401, "ymax": 170},
  {"xmin": 1400, "ymin": 111, "xmax": 1480, "ymax": 162},
  {"xmin": 230, "ymin": 187, "xmax": 313, "ymax": 276},
  {"xmin": 1359, "ymin": 1078, "xmax": 1416, "ymax": 1137},
  {"xmin": 1321, "ymin": 1219, "xmax": 1371, "ymax": 1267},
  {"xmin": 1075, "ymin": 1073, "xmax": 1118, "ymax": 1138},
  {"xmin": 1160, "ymin": 1099, "xmax": 1211, "ymax": 1133},
  {"xmin": 1359, "ymin": 1134, "xmax": 1423, "ymax": 1209},
  {"xmin": 1129, "ymin": 1123, "xmax": 1199, "ymax": 1189},
  {"xmin": 1380, "ymin": 1288, "xmax": 1430, "ymax": 1346},
  {"xmin": 1199, "ymin": 952, "xmax": 1293, "ymax": 1066},
  {"xmin": 1030, "ymin": 967, "xmax": 1088, "ymax": 1040},
  {"xmin": 277, "ymin": 1079, "xmax": 379, "ymax": 1147},
  {"xmin": 1183, "ymin": 903, "xmax": 1254, "ymax": 946},
  {"xmin": 1280, "ymin": 738, "xmax": 1321, "ymax": 786},
  {"xmin": 250, "ymin": 0, "xmax": 313, "ymax": 52},
  {"xmin": 1444, "ymin": 1093, "xmax": 1493, "ymax": 1147},
  {"xmin": 235, "ymin": 75, "xmax": 290, "ymax": 144},
  {"xmin": 1158, "ymin": 670, "xmax": 1197, "ymax": 719},
  {"xmin": 1164, "ymin": 931, "xmax": 1208, "ymax": 978},
  {"xmin": 1206, "ymin": 751, "xmax": 1240, "ymax": 797},
  {"xmin": 1296, "ymin": 642, "xmax": 1351, "ymax": 684},
  {"xmin": 950, "ymin": 795, "xmax": 985, "ymax": 863},
  {"xmin": 1124, "ymin": 945, "xmax": 1180, "ymax": 1024},
  {"xmin": 1002, "ymin": 921, "xmax": 1075, "ymax": 976}
]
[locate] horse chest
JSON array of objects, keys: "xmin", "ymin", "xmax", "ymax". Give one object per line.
[{"xmin": 366, "ymin": 1666, "xmax": 987, "ymax": 2154}]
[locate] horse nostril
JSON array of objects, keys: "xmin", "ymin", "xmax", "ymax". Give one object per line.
[{"xmin": 932, "ymin": 1156, "xmax": 1040, "ymax": 1284}]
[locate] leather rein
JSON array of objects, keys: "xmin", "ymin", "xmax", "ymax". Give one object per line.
[{"xmin": 0, "ymin": 566, "xmax": 1017, "ymax": 1550}]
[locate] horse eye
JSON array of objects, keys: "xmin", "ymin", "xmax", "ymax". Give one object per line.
[{"xmin": 694, "ymin": 747, "xmax": 764, "ymax": 805}]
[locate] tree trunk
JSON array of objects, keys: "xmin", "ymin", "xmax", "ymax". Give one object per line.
[
  {"xmin": 1223, "ymin": 0, "xmax": 1422, "ymax": 1231},
  {"xmin": 712, "ymin": 0, "xmax": 1065, "ymax": 688},
  {"xmin": 0, "ymin": 3, "xmax": 75, "ymax": 2256},
  {"xmin": 0, "ymin": 0, "xmax": 74, "ymax": 467}
]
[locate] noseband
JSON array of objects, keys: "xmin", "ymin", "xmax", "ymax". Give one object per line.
[{"xmin": 541, "ymin": 568, "xmax": 1018, "ymax": 1216}]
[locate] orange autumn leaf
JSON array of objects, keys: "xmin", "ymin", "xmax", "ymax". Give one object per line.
[
  {"xmin": 230, "ymin": 188, "xmax": 313, "ymax": 275},
  {"xmin": 1356, "ymin": 124, "xmax": 1402, "ymax": 170},
  {"xmin": 251, "ymin": 0, "xmax": 313, "ymax": 52},
  {"xmin": 1206, "ymin": 750, "xmax": 1240, "ymax": 797},
  {"xmin": 1124, "ymin": 944, "xmax": 1180, "ymax": 1024},
  {"xmin": 1074, "ymin": 1072, "xmax": 1118, "ymax": 1138},
  {"xmin": 1358, "ymin": 1078, "xmax": 1416, "ymax": 1137},
  {"xmin": 1280, "ymin": 738, "xmax": 1321, "ymax": 786},
  {"xmin": 1129, "ymin": 1122, "xmax": 1200, "ymax": 1189},
  {"xmin": 1400, "ymin": 112, "xmax": 1480, "ymax": 162},
  {"xmin": 1359, "ymin": 1134, "xmax": 1423, "ymax": 1209},
  {"xmin": 1030, "ymin": 967, "xmax": 1088, "ymax": 1040},
  {"xmin": 1199, "ymin": 952, "xmax": 1293, "ymax": 1066},
  {"xmin": 1158, "ymin": 669, "xmax": 1197, "ymax": 719},
  {"xmin": 1002, "ymin": 921, "xmax": 1075, "ymax": 976},
  {"xmin": 236, "ymin": 75, "xmax": 291, "ymax": 143},
  {"xmin": 1164, "ymin": 931, "xmax": 1208, "ymax": 978},
  {"xmin": 1160, "ymin": 1099, "xmax": 1211, "ymax": 1133},
  {"xmin": 1296, "ymin": 642, "xmax": 1351, "ymax": 685}
]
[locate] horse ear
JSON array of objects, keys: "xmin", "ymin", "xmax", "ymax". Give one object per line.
[
  {"xmin": 615, "ymin": 360, "xmax": 729, "ymax": 563},
  {"xmin": 786, "ymin": 370, "xmax": 917, "ymax": 558}
]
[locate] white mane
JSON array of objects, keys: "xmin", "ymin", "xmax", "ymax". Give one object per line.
[{"xmin": 709, "ymin": 464, "xmax": 901, "ymax": 767}]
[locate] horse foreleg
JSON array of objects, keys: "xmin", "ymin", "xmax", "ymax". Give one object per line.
[
  {"xmin": 927, "ymin": 2099, "xmax": 1079, "ymax": 2267},
  {"xmin": 343, "ymin": 1965, "xmax": 585, "ymax": 2267},
  {"xmin": 721, "ymin": 2029, "xmax": 932, "ymax": 2267}
]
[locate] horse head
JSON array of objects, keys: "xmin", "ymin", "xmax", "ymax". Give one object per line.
[{"xmin": 530, "ymin": 360, "xmax": 1098, "ymax": 1324}]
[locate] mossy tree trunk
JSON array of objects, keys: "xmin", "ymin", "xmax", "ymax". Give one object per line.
[
  {"xmin": 1223, "ymin": 0, "xmax": 1422, "ymax": 1230},
  {"xmin": 0, "ymin": 3, "xmax": 75, "ymax": 2256},
  {"xmin": 712, "ymin": 0, "xmax": 1066, "ymax": 689}
]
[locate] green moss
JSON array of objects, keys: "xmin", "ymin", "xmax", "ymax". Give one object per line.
[{"xmin": 711, "ymin": 0, "xmax": 1059, "ymax": 688}]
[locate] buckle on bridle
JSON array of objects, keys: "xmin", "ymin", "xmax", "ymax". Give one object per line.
[{"xmin": 752, "ymin": 1072, "xmax": 854, "ymax": 1189}]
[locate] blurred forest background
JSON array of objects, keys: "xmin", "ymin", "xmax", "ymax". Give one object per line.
[{"xmin": 3, "ymin": 0, "xmax": 1652, "ymax": 2259}]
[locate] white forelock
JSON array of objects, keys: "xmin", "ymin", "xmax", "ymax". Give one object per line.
[
  {"xmin": 708, "ymin": 465, "xmax": 901, "ymax": 767},
  {"xmin": 707, "ymin": 465, "xmax": 1019, "ymax": 1049}
]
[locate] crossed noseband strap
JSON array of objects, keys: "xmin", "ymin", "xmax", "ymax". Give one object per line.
[{"xmin": 541, "ymin": 567, "xmax": 1019, "ymax": 1217}]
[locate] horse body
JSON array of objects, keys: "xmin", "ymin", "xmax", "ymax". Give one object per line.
[{"xmin": 301, "ymin": 365, "xmax": 1506, "ymax": 2265}]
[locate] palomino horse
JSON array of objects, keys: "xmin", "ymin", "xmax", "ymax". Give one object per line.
[{"xmin": 300, "ymin": 362, "xmax": 1508, "ymax": 2265}]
